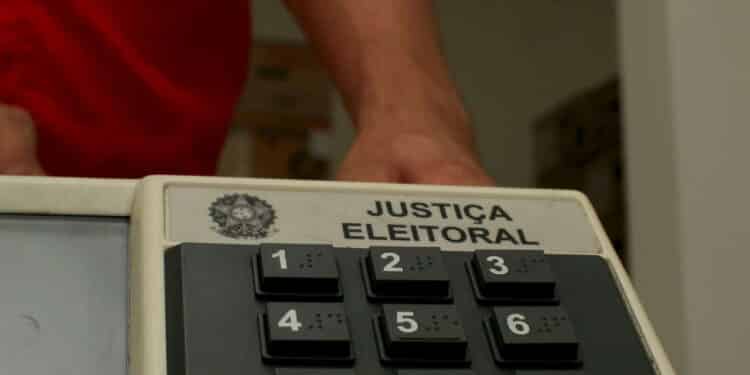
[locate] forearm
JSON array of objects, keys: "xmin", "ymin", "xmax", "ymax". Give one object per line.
[{"xmin": 283, "ymin": 0, "xmax": 470, "ymax": 138}]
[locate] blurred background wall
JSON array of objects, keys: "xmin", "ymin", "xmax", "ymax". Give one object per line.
[
  {"xmin": 229, "ymin": 0, "xmax": 618, "ymax": 188},
  {"xmin": 620, "ymin": 1, "xmax": 749, "ymax": 374}
]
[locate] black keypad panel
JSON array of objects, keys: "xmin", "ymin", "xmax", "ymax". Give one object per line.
[
  {"xmin": 376, "ymin": 304, "xmax": 469, "ymax": 364},
  {"xmin": 469, "ymin": 250, "xmax": 557, "ymax": 304},
  {"xmin": 486, "ymin": 306, "xmax": 580, "ymax": 367},
  {"xmin": 397, "ymin": 370, "xmax": 475, "ymax": 375},
  {"xmin": 165, "ymin": 244, "xmax": 656, "ymax": 375},
  {"xmin": 260, "ymin": 302, "xmax": 353, "ymax": 364},
  {"xmin": 276, "ymin": 369, "xmax": 356, "ymax": 375},
  {"xmin": 364, "ymin": 247, "xmax": 451, "ymax": 301},
  {"xmin": 255, "ymin": 244, "xmax": 341, "ymax": 299}
]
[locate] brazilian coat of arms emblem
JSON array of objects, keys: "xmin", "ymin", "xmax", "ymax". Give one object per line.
[{"xmin": 209, "ymin": 193, "xmax": 278, "ymax": 239}]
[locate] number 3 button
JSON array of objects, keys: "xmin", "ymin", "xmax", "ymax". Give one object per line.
[
  {"xmin": 255, "ymin": 244, "xmax": 341, "ymax": 299},
  {"xmin": 470, "ymin": 250, "xmax": 557, "ymax": 303},
  {"xmin": 364, "ymin": 247, "xmax": 451, "ymax": 301}
]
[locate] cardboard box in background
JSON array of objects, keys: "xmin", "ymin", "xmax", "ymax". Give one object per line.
[
  {"xmin": 533, "ymin": 78, "xmax": 628, "ymax": 261},
  {"xmin": 218, "ymin": 42, "xmax": 333, "ymax": 179},
  {"xmin": 534, "ymin": 79, "xmax": 621, "ymax": 175}
]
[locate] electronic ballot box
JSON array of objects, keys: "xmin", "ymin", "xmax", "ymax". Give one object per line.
[{"xmin": 0, "ymin": 175, "xmax": 675, "ymax": 375}]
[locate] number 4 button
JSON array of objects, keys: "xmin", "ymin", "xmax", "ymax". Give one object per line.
[
  {"xmin": 470, "ymin": 250, "xmax": 557, "ymax": 302},
  {"xmin": 261, "ymin": 302, "xmax": 353, "ymax": 363}
]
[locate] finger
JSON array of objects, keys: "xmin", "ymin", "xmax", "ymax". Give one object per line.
[
  {"xmin": 3, "ymin": 163, "xmax": 46, "ymax": 176},
  {"xmin": 408, "ymin": 162, "xmax": 495, "ymax": 187},
  {"xmin": 336, "ymin": 162, "xmax": 403, "ymax": 183},
  {"xmin": 0, "ymin": 105, "xmax": 44, "ymax": 175},
  {"xmin": 336, "ymin": 151, "xmax": 405, "ymax": 183}
]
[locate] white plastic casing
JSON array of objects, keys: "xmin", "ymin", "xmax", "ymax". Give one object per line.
[{"xmin": 0, "ymin": 175, "xmax": 675, "ymax": 375}]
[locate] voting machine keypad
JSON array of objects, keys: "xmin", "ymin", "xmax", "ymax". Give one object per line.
[{"xmin": 165, "ymin": 244, "xmax": 656, "ymax": 375}]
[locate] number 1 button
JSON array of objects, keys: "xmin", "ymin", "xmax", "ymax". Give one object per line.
[
  {"xmin": 257, "ymin": 244, "xmax": 340, "ymax": 297},
  {"xmin": 365, "ymin": 247, "xmax": 451, "ymax": 300}
]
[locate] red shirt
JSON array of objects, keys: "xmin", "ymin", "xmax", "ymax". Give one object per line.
[{"xmin": 1, "ymin": 0, "xmax": 250, "ymax": 177}]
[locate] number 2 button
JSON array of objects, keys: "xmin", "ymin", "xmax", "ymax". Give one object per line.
[{"xmin": 365, "ymin": 247, "xmax": 451, "ymax": 300}]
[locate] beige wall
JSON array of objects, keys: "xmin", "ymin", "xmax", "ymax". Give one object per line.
[
  {"xmin": 620, "ymin": 0, "xmax": 750, "ymax": 373},
  {"xmin": 618, "ymin": 0, "xmax": 687, "ymax": 370},
  {"xmin": 247, "ymin": 0, "xmax": 618, "ymax": 186}
]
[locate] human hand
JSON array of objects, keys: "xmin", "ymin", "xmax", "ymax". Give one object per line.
[
  {"xmin": 0, "ymin": 104, "xmax": 45, "ymax": 175},
  {"xmin": 336, "ymin": 106, "xmax": 494, "ymax": 186}
]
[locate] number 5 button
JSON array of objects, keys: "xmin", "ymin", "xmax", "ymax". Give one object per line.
[
  {"xmin": 254, "ymin": 244, "xmax": 341, "ymax": 299},
  {"xmin": 486, "ymin": 306, "xmax": 581, "ymax": 367},
  {"xmin": 375, "ymin": 304, "xmax": 469, "ymax": 365},
  {"xmin": 469, "ymin": 250, "xmax": 557, "ymax": 303},
  {"xmin": 364, "ymin": 247, "xmax": 451, "ymax": 301}
]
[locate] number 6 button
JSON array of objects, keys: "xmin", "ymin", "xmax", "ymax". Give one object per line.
[
  {"xmin": 486, "ymin": 306, "xmax": 581, "ymax": 367},
  {"xmin": 364, "ymin": 247, "xmax": 451, "ymax": 301},
  {"xmin": 254, "ymin": 244, "xmax": 341, "ymax": 299},
  {"xmin": 469, "ymin": 250, "xmax": 557, "ymax": 303}
]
